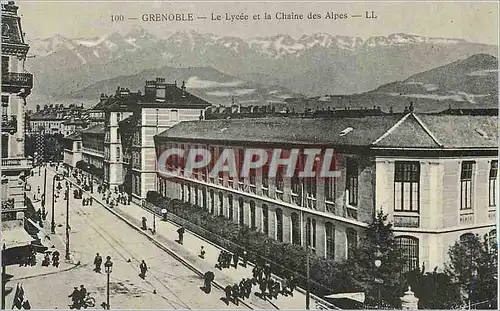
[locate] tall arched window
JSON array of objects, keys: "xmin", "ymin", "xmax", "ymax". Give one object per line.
[
  {"xmin": 210, "ymin": 190, "xmax": 215, "ymax": 214},
  {"xmin": 488, "ymin": 229, "xmax": 497, "ymax": 252},
  {"xmin": 219, "ymin": 192, "xmax": 224, "ymax": 216},
  {"xmin": 250, "ymin": 201, "xmax": 256, "ymax": 229},
  {"xmin": 194, "ymin": 187, "xmax": 198, "ymax": 206},
  {"xmin": 228, "ymin": 195, "xmax": 234, "ymax": 221},
  {"xmin": 262, "ymin": 204, "xmax": 269, "ymax": 235},
  {"xmin": 238, "ymin": 198, "xmax": 244, "ymax": 225},
  {"xmin": 325, "ymin": 222, "xmax": 335, "ymax": 259},
  {"xmin": 276, "ymin": 208, "xmax": 283, "ymax": 242},
  {"xmin": 396, "ymin": 236, "xmax": 419, "ymax": 272},
  {"xmin": 291, "ymin": 212, "xmax": 301, "ymax": 245},
  {"xmin": 180, "ymin": 182, "xmax": 184, "ymax": 201},
  {"xmin": 306, "ymin": 217, "xmax": 317, "ymax": 252},
  {"xmin": 202, "ymin": 188, "xmax": 207, "ymax": 209},
  {"xmin": 346, "ymin": 228, "xmax": 357, "ymax": 260},
  {"xmin": 187, "ymin": 186, "xmax": 191, "ymax": 203}
]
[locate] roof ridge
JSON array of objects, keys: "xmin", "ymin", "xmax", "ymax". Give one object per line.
[
  {"xmin": 371, "ymin": 113, "xmax": 411, "ymax": 145},
  {"xmin": 412, "ymin": 113, "xmax": 444, "ymax": 147}
]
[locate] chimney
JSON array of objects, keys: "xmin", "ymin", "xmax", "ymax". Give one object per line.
[
  {"xmin": 155, "ymin": 78, "xmax": 166, "ymax": 102},
  {"xmin": 181, "ymin": 81, "xmax": 186, "ymax": 97}
]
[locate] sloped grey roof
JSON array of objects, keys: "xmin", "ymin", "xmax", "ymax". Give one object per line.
[{"xmin": 156, "ymin": 114, "xmax": 498, "ymax": 149}]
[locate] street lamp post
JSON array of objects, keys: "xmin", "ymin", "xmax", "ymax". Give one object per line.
[
  {"xmin": 51, "ymin": 174, "xmax": 62, "ymax": 234},
  {"xmin": 65, "ymin": 187, "xmax": 70, "ymax": 261},
  {"xmin": 374, "ymin": 248, "xmax": 383, "ymax": 309},
  {"xmin": 2, "ymin": 243, "xmax": 6, "ymax": 310},
  {"xmin": 305, "ymin": 245, "xmax": 311, "ymax": 310},
  {"xmin": 104, "ymin": 256, "xmax": 113, "ymax": 310},
  {"xmin": 42, "ymin": 166, "xmax": 47, "ymax": 219}
]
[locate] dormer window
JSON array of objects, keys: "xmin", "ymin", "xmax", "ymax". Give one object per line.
[{"xmin": 339, "ymin": 127, "xmax": 354, "ymax": 136}]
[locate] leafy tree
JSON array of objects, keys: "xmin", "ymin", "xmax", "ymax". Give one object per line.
[
  {"xmin": 406, "ymin": 266, "xmax": 462, "ymax": 309},
  {"xmin": 348, "ymin": 210, "xmax": 406, "ymax": 308},
  {"xmin": 446, "ymin": 233, "xmax": 498, "ymax": 309}
]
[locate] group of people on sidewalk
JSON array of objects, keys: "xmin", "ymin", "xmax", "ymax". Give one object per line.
[
  {"xmin": 41, "ymin": 250, "xmax": 60, "ymax": 268},
  {"xmin": 215, "ymin": 249, "xmax": 248, "ymax": 270},
  {"xmin": 217, "ymin": 250, "xmax": 298, "ymax": 306}
]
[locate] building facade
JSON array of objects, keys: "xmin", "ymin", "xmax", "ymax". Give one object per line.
[
  {"xmin": 1, "ymin": 0, "xmax": 33, "ymax": 210},
  {"xmin": 153, "ymin": 113, "xmax": 498, "ymax": 270},
  {"xmin": 80, "ymin": 124, "xmax": 105, "ymax": 174},
  {"xmin": 62, "ymin": 132, "xmax": 82, "ymax": 169},
  {"xmin": 1, "ymin": 0, "xmax": 36, "ymax": 265}
]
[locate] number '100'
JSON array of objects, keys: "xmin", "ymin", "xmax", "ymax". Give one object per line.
[{"xmin": 111, "ymin": 15, "xmax": 124, "ymax": 22}]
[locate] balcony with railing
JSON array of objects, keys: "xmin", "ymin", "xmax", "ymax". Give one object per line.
[
  {"xmin": 1, "ymin": 157, "xmax": 32, "ymax": 171},
  {"xmin": 1, "ymin": 115, "xmax": 17, "ymax": 134},
  {"xmin": 1, "ymin": 72, "xmax": 33, "ymax": 91}
]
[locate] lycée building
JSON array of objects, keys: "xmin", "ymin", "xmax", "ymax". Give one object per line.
[{"xmin": 153, "ymin": 111, "xmax": 498, "ymax": 270}]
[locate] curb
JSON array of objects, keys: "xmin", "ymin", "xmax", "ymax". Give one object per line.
[
  {"xmin": 8, "ymin": 262, "xmax": 85, "ymax": 282},
  {"xmin": 65, "ymin": 176, "xmax": 254, "ymax": 310}
]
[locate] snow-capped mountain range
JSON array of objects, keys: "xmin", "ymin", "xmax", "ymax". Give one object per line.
[{"xmin": 25, "ymin": 26, "xmax": 497, "ymax": 105}]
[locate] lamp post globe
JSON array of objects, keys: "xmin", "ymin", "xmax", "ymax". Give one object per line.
[{"xmin": 104, "ymin": 256, "xmax": 113, "ymax": 273}]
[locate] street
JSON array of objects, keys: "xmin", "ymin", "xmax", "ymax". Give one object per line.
[{"xmin": 5, "ymin": 167, "xmax": 246, "ymax": 309}]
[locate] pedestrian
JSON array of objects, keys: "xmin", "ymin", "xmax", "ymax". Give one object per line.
[
  {"xmin": 94, "ymin": 253, "xmax": 102, "ymax": 273},
  {"xmin": 232, "ymin": 252, "xmax": 239, "ymax": 269},
  {"xmin": 52, "ymin": 250, "xmax": 60, "ymax": 268},
  {"xmin": 42, "ymin": 253, "xmax": 50, "ymax": 267},
  {"xmin": 239, "ymin": 279, "xmax": 246, "ymax": 300},
  {"xmin": 139, "ymin": 260, "xmax": 148, "ymax": 279},
  {"xmin": 224, "ymin": 285, "xmax": 232, "ymax": 304},
  {"xmin": 259, "ymin": 279, "xmax": 267, "ymax": 297},
  {"xmin": 215, "ymin": 251, "xmax": 223, "ymax": 270},
  {"xmin": 199, "ymin": 246, "xmax": 206, "ymax": 259},
  {"xmin": 68, "ymin": 287, "xmax": 79, "ymax": 309},
  {"xmin": 264, "ymin": 263, "xmax": 271, "ymax": 280},
  {"xmin": 37, "ymin": 186, "xmax": 40, "ymax": 194},
  {"xmin": 177, "ymin": 227, "xmax": 185, "ymax": 245},
  {"xmin": 161, "ymin": 208, "xmax": 168, "ymax": 221},
  {"xmin": 90, "ymin": 197, "xmax": 93, "ymax": 206},
  {"xmin": 241, "ymin": 250, "xmax": 248, "ymax": 267},
  {"xmin": 141, "ymin": 217, "xmax": 147, "ymax": 230},
  {"xmin": 78, "ymin": 285, "xmax": 87, "ymax": 307},
  {"xmin": 231, "ymin": 284, "xmax": 239, "ymax": 304},
  {"xmin": 203, "ymin": 271, "xmax": 214, "ymax": 294},
  {"xmin": 244, "ymin": 278, "xmax": 252, "ymax": 298}
]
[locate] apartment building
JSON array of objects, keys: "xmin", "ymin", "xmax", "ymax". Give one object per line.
[{"xmin": 153, "ymin": 112, "xmax": 498, "ymax": 270}]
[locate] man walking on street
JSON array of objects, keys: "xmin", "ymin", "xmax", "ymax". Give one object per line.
[
  {"xmin": 139, "ymin": 260, "xmax": 148, "ymax": 279},
  {"xmin": 94, "ymin": 253, "xmax": 102, "ymax": 273},
  {"xmin": 68, "ymin": 287, "xmax": 79, "ymax": 308},
  {"xmin": 232, "ymin": 252, "xmax": 239, "ymax": 269},
  {"xmin": 78, "ymin": 285, "xmax": 87, "ymax": 307},
  {"xmin": 177, "ymin": 227, "xmax": 185, "ymax": 245}
]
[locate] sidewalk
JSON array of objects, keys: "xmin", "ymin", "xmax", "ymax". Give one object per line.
[{"xmin": 62, "ymin": 170, "xmax": 332, "ymax": 310}]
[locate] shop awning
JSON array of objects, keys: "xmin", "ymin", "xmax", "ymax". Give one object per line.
[
  {"xmin": 324, "ymin": 292, "xmax": 366, "ymax": 303},
  {"xmin": 1, "ymin": 226, "xmax": 35, "ymax": 249}
]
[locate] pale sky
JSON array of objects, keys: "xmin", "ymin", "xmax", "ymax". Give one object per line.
[{"xmin": 16, "ymin": 0, "xmax": 499, "ymax": 44}]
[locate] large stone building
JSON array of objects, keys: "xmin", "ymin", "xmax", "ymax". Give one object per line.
[
  {"xmin": 62, "ymin": 132, "xmax": 82, "ymax": 169},
  {"xmin": 154, "ymin": 112, "xmax": 498, "ymax": 270},
  {"xmin": 1, "ymin": 0, "xmax": 36, "ymax": 265},
  {"xmin": 77, "ymin": 79, "xmax": 211, "ymax": 200}
]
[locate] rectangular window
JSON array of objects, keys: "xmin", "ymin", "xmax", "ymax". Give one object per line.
[
  {"xmin": 2, "ymin": 56, "xmax": 9, "ymax": 74},
  {"xmin": 76, "ymin": 142, "xmax": 81, "ymax": 151},
  {"xmin": 116, "ymin": 147, "xmax": 120, "ymax": 161},
  {"xmin": 275, "ymin": 166, "xmax": 284, "ymax": 200},
  {"xmin": 394, "ymin": 161, "xmax": 420, "ymax": 212},
  {"xmin": 249, "ymin": 169, "xmax": 256, "ymax": 193},
  {"xmin": 262, "ymin": 165, "xmax": 269, "ymax": 196},
  {"xmin": 346, "ymin": 229, "xmax": 357, "ymax": 260},
  {"xmin": 460, "ymin": 161, "xmax": 474, "ymax": 210},
  {"xmin": 325, "ymin": 223, "xmax": 335, "ymax": 259},
  {"xmin": 346, "ymin": 158, "xmax": 358, "ymax": 206},
  {"xmin": 489, "ymin": 160, "xmax": 498, "ymax": 207},
  {"xmin": 238, "ymin": 149, "xmax": 245, "ymax": 190}
]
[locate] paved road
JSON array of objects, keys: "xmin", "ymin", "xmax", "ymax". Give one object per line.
[{"xmin": 5, "ymin": 168, "xmax": 246, "ymax": 309}]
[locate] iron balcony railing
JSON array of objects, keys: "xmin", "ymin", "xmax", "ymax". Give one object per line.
[{"xmin": 1, "ymin": 72, "xmax": 34, "ymax": 89}]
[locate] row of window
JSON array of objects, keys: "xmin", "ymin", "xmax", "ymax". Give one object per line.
[
  {"xmin": 170, "ymin": 182, "xmax": 359, "ymax": 260},
  {"xmin": 159, "ymin": 144, "xmax": 360, "ymax": 212}
]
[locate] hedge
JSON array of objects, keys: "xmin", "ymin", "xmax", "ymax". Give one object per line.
[{"xmin": 146, "ymin": 191, "xmax": 360, "ymax": 297}]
